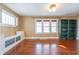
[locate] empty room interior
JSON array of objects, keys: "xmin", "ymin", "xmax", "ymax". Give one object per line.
[{"xmin": 0, "ymin": 3, "xmax": 79, "ymax": 55}]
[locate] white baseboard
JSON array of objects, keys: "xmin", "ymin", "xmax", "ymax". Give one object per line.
[
  {"xmin": 25, "ymin": 37, "xmax": 79, "ymax": 40},
  {"xmin": 25, "ymin": 37, "xmax": 59, "ymax": 39}
]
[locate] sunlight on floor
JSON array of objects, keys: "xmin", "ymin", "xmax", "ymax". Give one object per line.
[
  {"xmin": 35, "ymin": 44, "xmax": 58, "ymax": 55},
  {"xmin": 58, "ymin": 45, "xmax": 67, "ymax": 49}
]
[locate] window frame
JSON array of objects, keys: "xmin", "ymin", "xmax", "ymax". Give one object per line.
[
  {"xmin": 43, "ymin": 20, "xmax": 50, "ymax": 33},
  {"xmin": 50, "ymin": 20, "xmax": 58, "ymax": 33},
  {"xmin": 0, "ymin": 9, "xmax": 18, "ymax": 27},
  {"xmin": 35, "ymin": 18, "xmax": 58, "ymax": 34},
  {"xmin": 35, "ymin": 19, "xmax": 43, "ymax": 34}
]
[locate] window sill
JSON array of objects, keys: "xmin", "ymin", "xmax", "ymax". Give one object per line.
[
  {"xmin": 0, "ymin": 23, "xmax": 17, "ymax": 27},
  {"xmin": 35, "ymin": 32, "xmax": 58, "ymax": 34}
]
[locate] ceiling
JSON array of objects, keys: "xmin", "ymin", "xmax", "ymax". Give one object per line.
[{"xmin": 4, "ymin": 3, "xmax": 79, "ymax": 16}]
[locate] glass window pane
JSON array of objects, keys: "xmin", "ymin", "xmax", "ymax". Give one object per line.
[
  {"xmin": 12, "ymin": 17, "xmax": 15, "ymax": 25},
  {"xmin": 43, "ymin": 22, "xmax": 49, "ymax": 26},
  {"xmin": 10, "ymin": 17, "xmax": 13, "ymax": 25},
  {"xmin": 36, "ymin": 22, "xmax": 42, "ymax": 26},
  {"xmin": 43, "ymin": 27, "xmax": 50, "ymax": 32},
  {"xmin": 8, "ymin": 15, "xmax": 11, "ymax": 25},
  {"xmin": 36, "ymin": 27, "xmax": 42, "ymax": 33},
  {"xmin": 36, "ymin": 22, "xmax": 42, "ymax": 33},
  {"xmin": 51, "ymin": 22, "xmax": 56, "ymax": 26},
  {"xmin": 5, "ymin": 14, "xmax": 9, "ymax": 24},
  {"xmin": 10, "ymin": 17, "xmax": 15, "ymax": 25},
  {"xmin": 51, "ymin": 27, "xmax": 57, "ymax": 32},
  {"xmin": 2, "ymin": 12, "xmax": 6, "ymax": 24},
  {"xmin": 51, "ymin": 20, "xmax": 57, "ymax": 32},
  {"xmin": 43, "ymin": 22, "xmax": 50, "ymax": 33}
]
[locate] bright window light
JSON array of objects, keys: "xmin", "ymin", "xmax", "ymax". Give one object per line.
[
  {"xmin": 51, "ymin": 20, "xmax": 57, "ymax": 32},
  {"xmin": 36, "ymin": 21, "xmax": 42, "ymax": 33},
  {"xmin": 2, "ymin": 9, "xmax": 17, "ymax": 26},
  {"xmin": 35, "ymin": 18, "xmax": 57, "ymax": 33},
  {"xmin": 43, "ymin": 21, "xmax": 50, "ymax": 33}
]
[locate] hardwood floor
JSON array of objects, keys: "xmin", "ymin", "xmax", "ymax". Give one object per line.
[{"xmin": 4, "ymin": 39, "xmax": 79, "ymax": 55}]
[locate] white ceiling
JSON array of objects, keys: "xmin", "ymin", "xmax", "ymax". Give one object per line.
[{"xmin": 4, "ymin": 3, "xmax": 79, "ymax": 16}]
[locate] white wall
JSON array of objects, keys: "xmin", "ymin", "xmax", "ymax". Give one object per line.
[{"xmin": 77, "ymin": 18, "xmax": 79, "ymax": 40}]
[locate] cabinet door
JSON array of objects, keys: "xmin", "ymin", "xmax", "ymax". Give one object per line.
[
  {"xmin": 68, "ymin": 20, "xmax": 77, "ymax": 39},
  {"xmin": 60, "ymin": 20, "xmax": 68, "ymax": 39}
]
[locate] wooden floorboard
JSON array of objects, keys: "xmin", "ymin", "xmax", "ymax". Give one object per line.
[{"xmin": 4, "ymin": 39, "xmax": 79, "ymax": 55}]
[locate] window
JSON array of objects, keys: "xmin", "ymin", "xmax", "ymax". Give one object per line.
[
  {"xmin": 51, "ymin": 20, "xmax": 57, "ymax": 32},
  {"xmin": 43, "ymin": 20, "xmax": 50, "ymax": 32},
  {"xmin": 35, "ymin": 18, "xmax": 57, "ymax": 33},
  {"xmin": 36, "ymin": 20, "xmax": 42, "ymax": 33},
  {"xmin": 2, "ymin": 9, "xmax": 17, "ymax": 26}
]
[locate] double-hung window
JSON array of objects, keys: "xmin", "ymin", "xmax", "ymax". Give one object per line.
[
  {"xmin": 43, "ymin": 20, "xmax": 50, "ymax": 33},
  {"xmin": 36, "ymin": 20, "xmax": 42, "ymax": 33},
  {"xmin": 35, "ymin": 18, "xmax": 57, "ymax": 34},
  {"xmin": 51, "ymin": 20, "xmax": 57, "ymax": 32}
]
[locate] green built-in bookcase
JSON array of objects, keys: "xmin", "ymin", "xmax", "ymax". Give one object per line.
[{"xmin": 59, "ymin": 19, "xmax": 77, "ymax": 40}]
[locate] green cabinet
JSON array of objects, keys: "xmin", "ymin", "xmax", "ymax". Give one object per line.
[{"xmin": 59, "ymin": 19, "xmax": 77, "ymax": 39}]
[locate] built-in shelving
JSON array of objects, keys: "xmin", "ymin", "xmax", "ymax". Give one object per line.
[{"xmin": 59, "ymin": 19, "xmax": 77, "ymax": 39}]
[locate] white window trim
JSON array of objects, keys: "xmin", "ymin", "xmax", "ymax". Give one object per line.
[
  {"xmin": 0, "ymin": 9, "xmax": 18, "ymax": 27},
  {"xmin": 35, "ymin": 18, "xmax": 42, "ymax": 34},
  {"xmin": 50, "ymin": 19, "xmax": 58, "ymax": 33},
  {"xmin": 35, "ymin": 18, "xmax": 58, "ymax": 34}
]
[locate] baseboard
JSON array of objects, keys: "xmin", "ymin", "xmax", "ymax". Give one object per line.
[{"xmin": 25, "ymin": 37, "xmax": 59, "ymax": 39}]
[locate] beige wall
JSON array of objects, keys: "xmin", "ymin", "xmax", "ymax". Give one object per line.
[
  {"xmin": 0, "ymin": 4, "xmax": 19, "ymax": 37},
  {"xmin": 0, "ymin": 26, "xmax": 18, "ymax": 37},
  {"xmin": 19, "ymin": 16, "xmax": 59, "ymax": 37},
  {"xmin": 19, "ymin": 16, "xmax": 79, "ymax": 38}
]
